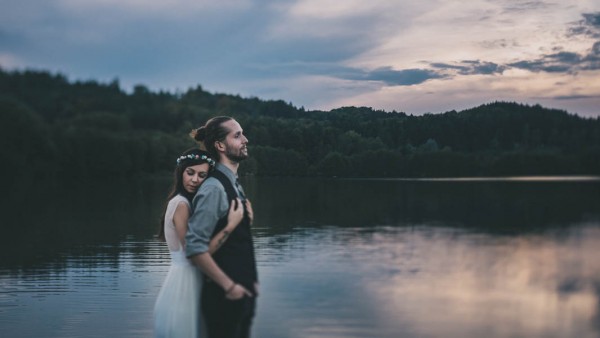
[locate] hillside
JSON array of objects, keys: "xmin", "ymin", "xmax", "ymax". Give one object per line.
[{"xmin": 1, "ymin": 68, "xmax": 599, "ymax": 183}]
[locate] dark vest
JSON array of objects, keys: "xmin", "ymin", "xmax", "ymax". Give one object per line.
[{"xmin": 209, "ymin": 170, "xmax": 258, "ymax": 291}]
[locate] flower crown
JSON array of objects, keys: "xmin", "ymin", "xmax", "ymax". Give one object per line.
[{"xmin": 176, "ymin": 154, "xmax": 215, "ymax": 167}]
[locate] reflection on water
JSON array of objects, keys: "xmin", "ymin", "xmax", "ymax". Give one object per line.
[
  {"xmin": 254, "ymin": 224, "xmax": 600, "ymax": 338},
  {"xmin": 0, "ymin": 177, "xmax": 599, "ymax": 337},
  {"xmin": 0, "ymin": 241, "xmax": 167, "ymax": 338},
  {"xmin": 247, "ymin": 176, "xmax": 600, "ymax": 234}
]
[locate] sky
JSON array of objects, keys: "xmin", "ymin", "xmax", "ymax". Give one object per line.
[{"xmin": 1, "ymin": 0, "xmax": 600, "ymax": 117}]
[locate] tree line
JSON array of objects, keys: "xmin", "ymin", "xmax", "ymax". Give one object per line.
[{"xmin": 1, "ymin": 68, "xmax": 599, "ymax": 187}]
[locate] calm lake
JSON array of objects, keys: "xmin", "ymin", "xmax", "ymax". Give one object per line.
[{"xmin": 1, "ymin": 176, "xmax": 599, "ymax": 338}]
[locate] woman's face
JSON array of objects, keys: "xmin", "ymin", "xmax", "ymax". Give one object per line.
[{"xmin": 182, "ymin": 163, "xmax": 210, "ymax": 194}]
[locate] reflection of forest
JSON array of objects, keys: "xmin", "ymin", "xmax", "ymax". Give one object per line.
[
  {"xmin": 2, "ymin": 177, "xmax": 599, "ymax": 270},
  {"xmin": 2, "ymin": 69, "xmax": 600, "ymax": 187},
  {"xmin": 248, "ymin": 177, "xmax": 600, "ymax": 234},
  {"xmin": 2, "ymin": 177, "xmax": 600, "ymax": 338},
  {"xmin": 0, "ymin": 178, "xmax": 169, "ymax": 269}
]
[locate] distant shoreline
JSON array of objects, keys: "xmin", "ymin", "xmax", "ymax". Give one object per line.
[{"xmin": 340, "ymin": 175, "xmax": 600, "ymax": 182}]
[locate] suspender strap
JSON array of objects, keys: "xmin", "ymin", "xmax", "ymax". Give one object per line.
[
  {"xmin": 208, "ymin": 169, "xmax": 248, "ymax": 237},
  {"xmin": 210, "ymin": 170, "xmax": 238, "ymax": 202},
  {"xmin": 206, "ymin": 168, "xmax": 258, "ymax": 290}
]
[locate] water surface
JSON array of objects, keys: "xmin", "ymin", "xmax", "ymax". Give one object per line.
[{"xmin": 1, "ymin": 177, "xmax": 599, "ymax": 337}]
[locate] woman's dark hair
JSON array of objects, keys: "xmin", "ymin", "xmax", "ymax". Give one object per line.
[
  {"xmin": 190, "ymin": 116, "xmax": 234, "ymax": 161},
  {"xmin": 157, "ymin": 148, "xmax": 215, "ymax": 240}
]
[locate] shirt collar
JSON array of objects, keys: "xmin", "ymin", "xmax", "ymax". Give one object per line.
[{"xmin": 215, "ymin": 163, "xmax": 237, "ymax": 183}]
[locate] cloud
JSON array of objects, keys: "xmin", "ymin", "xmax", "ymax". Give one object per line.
[
  {"xmin": 568, "ymin": 12, "xmax": 600, "ymax": 38},
  {"xmin": 329, "ymin": 60, "xmax": 507, "ymax": 89},
  {"xmin": 332, "ymin": 66, "xmax": 445, "ymax": 86},
  {"xmin": 508, "ymin": 52, "xmax": 581, "ymax": 73},
  {"xmin": 317, "ymin": 10, "xmax": 600, "ymax": 91},
  {"xmin": 358, "ymin": 67, "xmax": 445, "ymax": 86},
  {"xmin": 431, "ymin": 60, "xmax": 506, "ymax": 75},
  {"xmin": 1, "ymin": 0, "xmax": 599, "ymax": 117},
  {"xmin": 503, "ymin": 12, "xmax": 600, "ymax": 73},
  {"xmin": 554, "ymin": 94, "xmax": 600, "ymax": 100},
  {"xmin": 583, "ymin": 12, "xmax": 600, "ymax": 29},
  {"xmin": 506, "ymin": 42, "xmax": 600, "ymax": 74},
  {"xmin": 55, "ymin": 0, "xmax": 252, "ymax": 19},
  {"xmin": 500, "ymin": 0, "xmax": 553, "ymax": 13},
  {"xmin": 350, "ymin": 10, "xmax": 599, "ymax": 88},
  {"xmin": 252, "ymin": 62, "xmax": 445, "ymax": 87}
]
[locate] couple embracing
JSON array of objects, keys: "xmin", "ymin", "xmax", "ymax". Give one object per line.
[{"xmin": 154, "ymin": 116, "xmax": 258, "ymax": 338}]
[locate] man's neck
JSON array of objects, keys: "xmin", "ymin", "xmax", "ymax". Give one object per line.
[{"xmin": 219, "ymin": 158, "xmax": 239, "ymax": 175}]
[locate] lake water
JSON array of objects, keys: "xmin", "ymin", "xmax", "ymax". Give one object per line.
[{"xmin": 1, "ymin": 177, "xmax": 599, "ymax": 338}]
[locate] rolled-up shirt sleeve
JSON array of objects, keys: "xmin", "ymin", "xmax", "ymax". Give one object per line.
[{"xmin": 185, "ymin": 179, "xmax": 229, "ymax": 258}]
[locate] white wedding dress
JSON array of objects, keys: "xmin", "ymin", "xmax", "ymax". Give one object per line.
[{"xmin": 154, "ymin": 194, "xmax": 205, "ymax": 338}]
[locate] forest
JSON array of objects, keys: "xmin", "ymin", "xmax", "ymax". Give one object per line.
[{"xmin": 1, "ymin": 68, "xmax": 599, "ymax": 186}]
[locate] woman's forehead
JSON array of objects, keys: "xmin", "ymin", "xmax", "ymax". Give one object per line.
[{"xmin": 186, "ymin": 163, "xmax": 209, "ymax": 171}]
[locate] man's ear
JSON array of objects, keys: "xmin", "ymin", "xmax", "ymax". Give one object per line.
[{"xmin": 215, "ymin": 140, "xmax": 225, "ymax": 152}]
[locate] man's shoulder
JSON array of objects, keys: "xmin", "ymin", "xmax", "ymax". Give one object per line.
[
  {"xmin": 199, "ymin": 176, "xmax": 225, "ymax": 192},
  {"xmin": 193, "ymin": 177, "xmax": 227, "ymax": 208}
]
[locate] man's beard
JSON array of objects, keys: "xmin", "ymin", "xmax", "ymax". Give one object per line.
[{"xmin": 225, "ymin": 148, "xmax": 247, "ymax": 163}]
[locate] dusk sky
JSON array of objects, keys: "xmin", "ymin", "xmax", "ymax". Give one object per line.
[{"xmin": 2, "ymin": 0, "xmax": 600, "ymax": 117}]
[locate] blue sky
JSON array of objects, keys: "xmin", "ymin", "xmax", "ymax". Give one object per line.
[{"xmin": 1, "ymin": 0, "xmax": 599, "ymax": 117}]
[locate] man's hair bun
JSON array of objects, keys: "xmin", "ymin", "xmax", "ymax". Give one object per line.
[{"xmin": 189, "ymin": 126, "xmax": 206, "ymax": 142}]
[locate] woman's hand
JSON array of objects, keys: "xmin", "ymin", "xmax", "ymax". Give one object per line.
[
  {"xmin": 245, "ymin": 199, "xmax": 254, "ymax": 225},
  {"xmin": 208, "ymin": 198, "xmax": 244, "ymax": 254},
  {"xmin": 226, "ymin": 198, "xmax": 244, "ymax": 230}
]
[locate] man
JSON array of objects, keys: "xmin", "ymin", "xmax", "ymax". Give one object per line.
[{"xmin": 186, "ymin": 116, "xmax": 258, "ymax": 338}]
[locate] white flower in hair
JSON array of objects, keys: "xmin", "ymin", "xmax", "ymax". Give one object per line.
[{"xmin": 176, "ymin": 154, "xmax": 215, "ymax": 166}]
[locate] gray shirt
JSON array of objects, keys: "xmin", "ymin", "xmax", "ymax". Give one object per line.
[{"xmin": 185, "ymin": 163, "xmax": 244, "ymax": 258}]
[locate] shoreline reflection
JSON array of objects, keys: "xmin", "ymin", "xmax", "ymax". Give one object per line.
[
  {"xmin": 0, "ymin": 177, "xmax": 598, "ymax": 337},
  {"xmin": 255, "ymin": 224, "xmax": 600, "ymax": 338}
]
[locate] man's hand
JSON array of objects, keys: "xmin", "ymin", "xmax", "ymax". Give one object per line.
[{"xmin": 225, "ymin": 283, "xmax": 253, "ymax": 300}]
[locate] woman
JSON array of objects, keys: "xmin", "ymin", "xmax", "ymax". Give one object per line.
[{"xmin": 154, "ymin": 148, "xmax": 252, "ymax": 338}]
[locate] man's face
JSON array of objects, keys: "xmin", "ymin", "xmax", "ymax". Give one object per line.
[{"xmin": 220, "ymin": 119, "xmax": 249, "ymax": 163}]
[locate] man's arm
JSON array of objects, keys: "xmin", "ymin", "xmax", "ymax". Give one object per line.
[
  {"xmin": 185, "ymin": 182, "xmax": 224, "ymax": 257},
  {"xmin": 185, "ymin": 182, "xmax": 252, "ymax": 299}
]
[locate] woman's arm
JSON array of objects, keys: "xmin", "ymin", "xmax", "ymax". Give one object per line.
[
  {"xmin": 172, "ymin": 201, "xmax": 191, "ymax": 244},
  {"xmin": 208, "ymin": 198, "xmax": 243, "ymax": 254}
]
